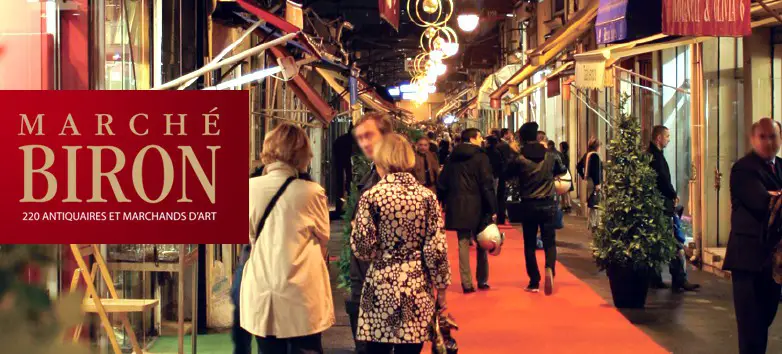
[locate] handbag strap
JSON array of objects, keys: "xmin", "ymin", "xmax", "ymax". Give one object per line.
[{"xmin": 254, "ymin": 177, "xmax": 296, "ymax": 241}]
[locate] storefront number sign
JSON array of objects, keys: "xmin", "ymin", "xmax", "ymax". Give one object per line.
[
  {"xmin": 662, "ymin": 0, "xmax": 751, "ymax": 37},
  {"xmin": 0, "ymin": 90, "xmax": 249, "ymax": 244}
]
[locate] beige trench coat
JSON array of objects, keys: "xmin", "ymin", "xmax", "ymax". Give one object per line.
[{"xmin": 240, "ymin": 162, "xmax": 335, "ymax": 338}]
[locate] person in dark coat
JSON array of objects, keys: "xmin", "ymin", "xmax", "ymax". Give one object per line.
[
  {"xmin": 332, "ymin": 126, "xmax": 357, "ymax": 217},
  {"xmin": 647, "ymin": 125, "xmax": 700, "ymax": 293},
  {"xmin": 413, "ymin": 136, "xmax": 441, "ymax": 193},
  {"xmin": 559, "ymin": 141, "xmax": 574, "ymax": 211},
  {"xmin": 345, "ymin": 112, "xmax": 393, "ymax": 354},
  {"xmin": 496, "ymin": 129, "xmax": 514, "ymax": 224},
  {"xmin": 577, "ymin": 138, "xmax": 603, "ymax": 230},
  {"xmin": 438, "ymin": 133, "xmax": 452, "ymax": 165},
  {"xmin": 438, "ymin": 128, "xmax": 497, "ymax": 293},
  {"xmin": 485, "ymin": 135, "xmax": 504, "ymax": 191},
  {"xmin": 506, "ymin": 122, "xmax": 567, "ymax": 295},
  {"xmin": 427, "ymin": 131, "xmax": 439, "ymax": 154},
  {"xmin": 724, "ymin": 118, "xmax": 782, "ymax": 354}
]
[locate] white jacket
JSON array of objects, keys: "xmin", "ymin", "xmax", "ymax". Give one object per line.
[{"xmin": 240, "ymin": 162, "xmax": 334, "ymax": 338}]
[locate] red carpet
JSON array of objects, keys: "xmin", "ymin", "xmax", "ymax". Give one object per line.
[{"xmin": 426, "ymin": 226, "xmax": 669, "ymax": 354}]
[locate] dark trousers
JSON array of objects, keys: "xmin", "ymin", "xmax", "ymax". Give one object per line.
[
  {"xmin": 345, "ymin": 299, "xmax": 368, "ymax": 354},
  {"xmin": 732, "ymin": 268, "xmax": 781, "ymax": 354},
  {"xmin": 497, "ymin": 178, "xmax": 507, "ymax": 225},
  {"xmin": 365, "ymin": 342, "xmax": 424, "ymax": 354},
  {"xmin": 650, "ymin": 218, "xmax": 687, "ymax": 287},
  {"xmin": 520, "ymin": 208, "xmax": 556, "ymax": 285},
  {"xmin": 457, "ymin": 229, "xmax": 489, "ymax": 288},
  {"xmin": 231, "ymin": 253, "xmax": 252, "ymax": 354},
  {"xmin": 255, "ymin": 333, "xmax": 324, "ymax": 354}
]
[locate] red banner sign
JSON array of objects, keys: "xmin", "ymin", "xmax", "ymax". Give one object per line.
[
  {"xmin": 379, "ymin": 0, "xmax": 400, "ymax": 31},
  {"xmin": 0, "ymin": 90, "xmax": 249, "ymax": 244},
  {"xmin": 663, "ymin": 0, "xmax": 751, "ymax": 37}
]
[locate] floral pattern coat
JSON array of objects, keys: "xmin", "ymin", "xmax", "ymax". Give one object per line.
[{"xmin": 351, "ymin": 172, "xmax": 451, "ymax": 344}]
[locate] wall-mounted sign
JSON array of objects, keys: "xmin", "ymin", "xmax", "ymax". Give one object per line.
[
  {"xmin": 379, "ymin": 0, "xmax": 400, "ymax": 31},
  {"xmin": 285, "ymin": 1, "xmax": 304, "ymax": 29},
  {"xmin": 575, "ymin": 59, "xmax": 606, "ymax": 89},
  {"xmin": 547, "ymin": 77, "xmax": 561, "ymax": 98},
  {"xmin": 662, "ymin": 0, "xmax": 751, "ymax": 37}
]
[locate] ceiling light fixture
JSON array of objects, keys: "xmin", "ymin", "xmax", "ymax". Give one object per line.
[{"xmin": 457, "ymin": 13, "xmax": 479, "ymax": 32}]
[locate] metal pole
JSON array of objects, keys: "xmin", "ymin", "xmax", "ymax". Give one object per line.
[
  {"xmin": 152, "ymin": 32, "xmax": 296, "ymax": 90},
  {"xmin": 177, "ymin": 20, "xmax": 264, "ymax": 90}
]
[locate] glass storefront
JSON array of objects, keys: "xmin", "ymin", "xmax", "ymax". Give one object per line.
[{"xmin": 103, "ymin": 0, "xmax": 153, "ymax": 89}]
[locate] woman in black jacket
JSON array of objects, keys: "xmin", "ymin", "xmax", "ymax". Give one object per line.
[{"xmin": 576, "ymin": 137, "xmax": 603, "ymax": 231}]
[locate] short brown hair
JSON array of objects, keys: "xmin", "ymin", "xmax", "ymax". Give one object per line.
[
  {"xmin": 651, "ymin": 125, "xmax": 669, "ymax": 141},
  {"xmin": 375, "ymin": 133, "xmax": 416, "ymax": 174},
  {"xmin": 354, "ymin": 112, "xmax": 393, "ymax": 135},
  {"xmin": 261, "ymin": 123, "xmax": 313, "ymax": 171}
]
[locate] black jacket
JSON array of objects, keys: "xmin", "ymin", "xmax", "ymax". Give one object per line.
[
  {"xmin": 437, "ymin": 143, "xmax": 497, "ymax": 232},
  {"xmin": 648, "ymin": 143, "xmax": 677, "ymax": 215},
  {"xmin": 577, "ymin": 152, "xmax": 603, "ymax": 185},
  {"xmin": 507, "ymin": 143, "xmax": 567, "ymax": 205},
  {"xmin": 438, "ymin": 140, "xmax": 450, "ymax": 164},
  {"xmin": 723, "ymin": 152, "xmax": 782, "ymax": 272},
  {"xmin": 485, "ymin": 144, "xmax": 504, "ymax": 180},
  {"xmin": 348, "ymin": 166, "xmax": 381, "ymax": 301}
]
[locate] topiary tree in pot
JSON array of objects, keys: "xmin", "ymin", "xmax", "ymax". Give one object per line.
[{"xmin": 591, "ymin": 98, "xmax": 678, "ymax": 309}]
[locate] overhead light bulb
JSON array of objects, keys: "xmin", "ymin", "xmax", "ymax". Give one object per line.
[
  {"xmin": 425, "ymin": 26, "xmax": 437, "ymax": 38},
  {"xmin": 429, "ymin": 49, "xmax": 444, "ymax": 61},
  {"xmin": 422, "ymin": 0, "xmax": 439, "ymax": 14},
  {"xmin": 442, "ymin": 42, "xmax": 459, "ymax": 57},
  {"xmin": 425, "ymin": 69, "xmax": 438, "ymax": 82},
  {"xmin": 435, "ymin": 62, "xmax": 447, "ymax": 76},
  {"xmin": 457, "ymin": 13, "xmax": 479, "ymax": 32}
]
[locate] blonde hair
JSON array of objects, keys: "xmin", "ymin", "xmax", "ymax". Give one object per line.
[
  {"xmin": 261, "ymin": 123, "xmax": 313, "ymax": 171},
  {"xmin": 375, "ymin": 133, "xmax": 416, "ymax": 174}
]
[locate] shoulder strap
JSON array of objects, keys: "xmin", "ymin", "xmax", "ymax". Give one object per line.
[{"xmin": 255, "ymin": 177, "xmax": 296, "ymax": 240}]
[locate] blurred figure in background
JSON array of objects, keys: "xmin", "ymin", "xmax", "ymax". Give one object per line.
[
  {"xmin": 352, "ymin": 133, "xmax": 451, "ymax": 354},
  {"xmin": 414, "ymin": 136, "xmax": 441, "ymax": 193},
  {"xmin": 439, "ymin": 132, "xmax": 452, "ymax": 165},
  {"xmin": 241, "ymin": 123, "xmax": 333, "ymax": 354},
  {"xmin": 427, "ymin": 131, "xmax": 440, "ymax": 154},
  {"xmin": 559, "ymin": 141, "xmax": 573, "ymax": 212},
  {"xmin": 578, "ymin": 137, "xmax": 603, "ymax": 231}
]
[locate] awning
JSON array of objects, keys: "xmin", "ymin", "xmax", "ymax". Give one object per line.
[
  {"xmin": 268, "ymin": 46, "xmax": 336, "ymax": 124},
  {"xmin": 314, "ymin": 67, "xmax": 411, "ymax": 119},
  {"xmin": 479, "ymin": 64, "xmax": 523, "ymax": 110},
  {"xmin": 435, "ymin": 87, "xmax": 476, "ymax": 118},
  {"xmin": 490, "ymin": 0, "xmax": 600, "ymax": 104},
  {"xmin": 233, "ymin": 0, "xmax": 321, "ymax": 58},
  {"xmin": 454, "ymin": 97, "xmax": 477, "ymax": 119},
  {"xmin": 507, "ymin": 62, "xmax": 574, "ymax": 104}
]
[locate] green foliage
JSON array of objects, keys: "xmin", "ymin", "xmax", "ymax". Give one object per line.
[
  {"xmin": 0, "ymin": 245, "xmax": 90, "ymax": 354},
  {"xmin": 337, "ymin": 154, "xmax": 371, "ymax": 291},
  {"xmin": 591, "ymin": 97, "xmax": 677, "ymax": 271}
]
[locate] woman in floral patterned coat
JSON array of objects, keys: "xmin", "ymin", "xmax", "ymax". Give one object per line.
[{"xmin": 351, "ymin": 133, "xmax": 451, "ymax": 354}]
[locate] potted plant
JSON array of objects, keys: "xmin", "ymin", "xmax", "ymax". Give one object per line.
[{"xmin": 591, "ymin": 100, "xmax": 677, "ymax": 309}]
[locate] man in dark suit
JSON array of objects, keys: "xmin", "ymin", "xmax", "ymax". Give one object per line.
[
  {"xmin": 648, "ymin": 125, "xmax": 700, "ymax": 292},
  {"xmin": 495, "ymin": 128, "xmax": 513, "ymax": 225},
  {"xmin": 724, "ymin": 118, "xmax": 782, "ymax": 354},
  {"xmin": 438, "ymin": 128, "xmax": 497, "ymax": 293}
]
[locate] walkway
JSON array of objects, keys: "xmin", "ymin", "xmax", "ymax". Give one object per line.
[{"xmin": 325, "ymin": 215, "xmax": 782, "ymax": 354}]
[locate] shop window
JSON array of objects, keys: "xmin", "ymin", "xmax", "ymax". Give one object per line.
[{"xmin": 103, "ymin": 0, "xmax": 152, "ymax": 89}]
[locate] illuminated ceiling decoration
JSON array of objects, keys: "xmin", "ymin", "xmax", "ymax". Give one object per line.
[{"xmin": 406, "ymin": 0, "xmax": 459, "ymax": 105}]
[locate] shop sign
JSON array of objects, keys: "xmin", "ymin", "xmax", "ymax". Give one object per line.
[
  {"xmin": 662, "ymin": 0, "xmax": 751, "ymax": 37},
  {"xmin": 595, "ymin": 0, "xmax": 629, "ymax": 44},
  {"xmin": 285, "ymin": 1, "xmax": 304, "ymax": 29},
  {"xmin": 0, "ymin": 90, "xmax": 249, "ymax": 244},
  {"xmin": 576, "ymin": 59, "xmax": 607, "ymax": 89},
  {"xmin": 547, "ymin": 77, "xmax": 561, "ymax": 98},
  {"xmin": 379, "ymin": 0, "xmax": 400, "ymax": 31}
]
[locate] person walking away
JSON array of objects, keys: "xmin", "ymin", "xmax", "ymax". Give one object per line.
[
  {"xmin": 723, "ymin": 118, "xmax": 782, "ymax": 354},
  {"xmin": 427, "ymin": 131, "xmax": 440, "ymax": 154},
  {"xmin": 559, "ymin": 142, "xmax": 574, "ymax": 212},
  {"xmin": 495, "ymin": 129, "xmax": 514, "ymax": 225},
  {"xmin": 332, "ymin": 125, "xmax": 357, "ymax": 218},
  {"xmin": 506, "ymin": 122, "xmax": 567, "ymax": 295},
  {"xmin": 438, "ymin": 133, "xmax": 452, "ymax": 165},
  {"xmin": 351, "ymin": 133, "xmax": 451, "ymax": 354},
  {"xmin": 438, "ymin": 128, "xmax": 497, "ymax": 293},
  {"xmin": 647, "ymin": 125, "xmax": 700, "ymax": 292},
  {"xmin": 577, "ymin": 138, "xmax": 603, "ymax": 231},
  {"xmin": 414, "ymin": 136, "xmax": 441, "ymax": 193},
  {"xmin": 485, "ymin": 135, "xmax": 504, "ymax": 196},
  {"xmin": 241, "ymin": 123, "xmax": 333, "ymax": 354},
  {"xmin": 345, "ymin": 112, "xmax": 394, "ymax": 354}
]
